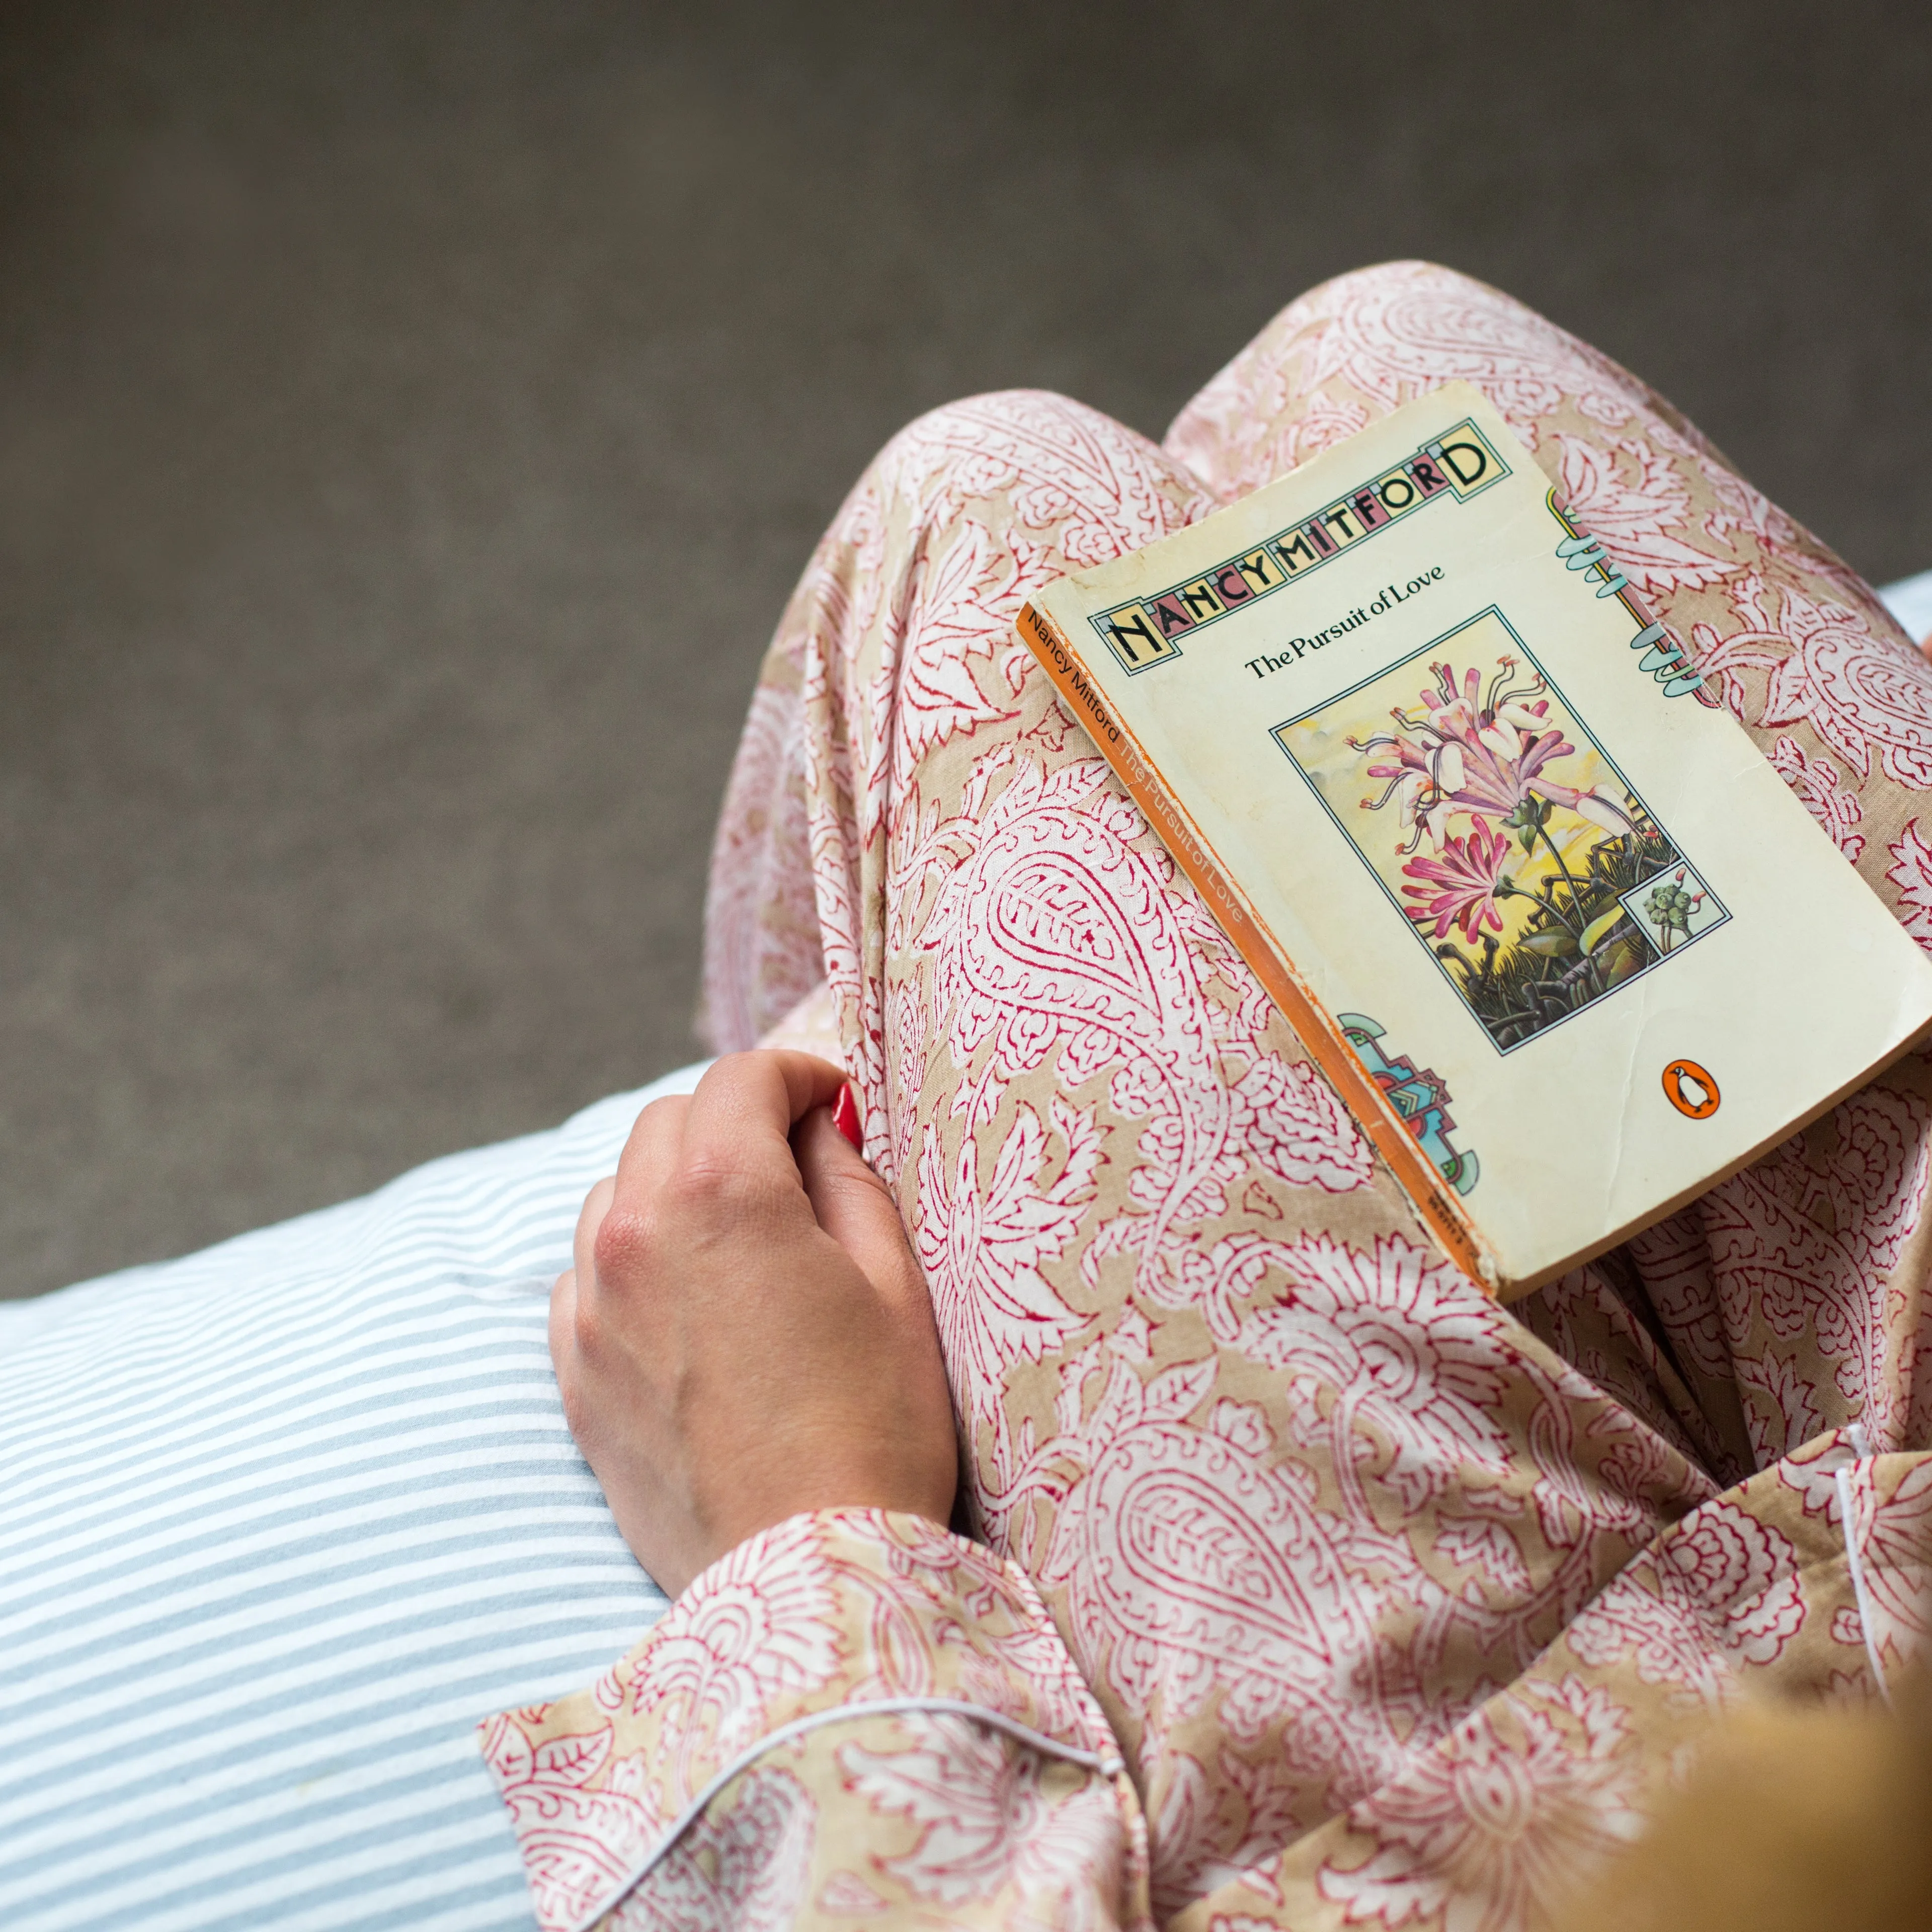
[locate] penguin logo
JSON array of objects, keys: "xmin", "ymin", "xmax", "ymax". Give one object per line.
[{"xmin": 1662, "ymin": 1059, "xmax": 1720, "ymax": 1119}]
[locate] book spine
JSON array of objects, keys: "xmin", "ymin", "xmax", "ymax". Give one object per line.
[{"xmin": 1017, "ymin": 599, "xmax": 1497, "ymax": 1293}]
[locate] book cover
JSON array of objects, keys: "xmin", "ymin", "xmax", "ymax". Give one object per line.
[{"xmin": 1019, "ymin": 382, "xmax": 1932, "ymax": 1297}]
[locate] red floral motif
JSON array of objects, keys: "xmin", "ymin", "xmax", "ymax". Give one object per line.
[
  {"xmin": 905, "ymin": 743, "xmax": 1369, "ymax": 1303},
  {"xmin": 1554, "ymin": 435, "xmax": 1732, "ymax": 603},
  {"xmin": 1146, "ymin": 1743, "xmax": 1312, "ymax": 1917},
  {"xmin": 1274, "ymin": 263, "xmax": 1648, "ymax": 446},
  {"xmin": 1697, "ymin": 1085, "xmax": 1931, "ymax": 1456},
  {"xmin": 1518, "ymin": 1266, "xmax": 1723, "ymax": 1475},
  {"xmin": 882, "ymin": 516, "xmax": 1034, "ymax": 772},
  {"xmin": 859, "ymin": 1511, "xmax": 1119, "ymax": 1744},
  {"xmin": 701, "ymin": 679, "xmax": 826, "ymax": 1051},
  {"xmin": 840, "ymin": 1713, "xmax": 1131, "ymax": 1928},
  {"xmin": 1166, "ymin": 365, "xmax": 1374, "ymax": 507},
  {"xmin": 1657, "ymin": 1499, "xmax": 1805, "ymax": 1667},
  {"xmin": 915, "ymin": 1093, "xmax": 1103, "ymax": 1390},
  {"xmin": 1762, "ymin": 587, "xmax": 1932, "ymax": 787},
  {"xmin": 1734, "ymin": 1350, "xmax": 1826, "ymax": 1450},
  {"xmin": 1232, "ymin": 1234, "xmax": 1522, "ymax": 1513},
  {"xmin": 1765, "ymin": 734, "xmax": 1865, "ymax": 862},
  {"xmin": 1886, "ymin": 819, "xmax": 1932, "ymax": 946},
  {"xmin": 1566, "ymin": 1496, "xmax": 1804, "ymax": 1704},
  {"xmin": 1034, "ymin": 1343, "xmax": 1403, "ymax": 1761},
  {"xmin": 479, "ymin": 1716, "xmax": 649, "ymax": 1932},
  {"xmin": 1841, "ymin": 1457, "xmax": 1932, "ymax": 1673},
  {"xmin": 599, "ymin": 1514, "xmax": 843, "ymax": 1751},
  {"xmin": 1622, "ymin": 1209, "xmax": 1731, "ymax": 1386},
  {"xmin": 1318, "ymin": 1677, "xmax": 1646, "ymax": 1932},
  {"xmin": 1699, "ymin": 584, "xmax": 1932, "ymax": 789},
  {"xmin": 613, "ymin": 1765, "xmax": 818, "ymax": 1932}
]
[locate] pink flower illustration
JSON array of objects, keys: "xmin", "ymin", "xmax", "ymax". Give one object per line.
[
  {"xmin": 1401, "ymin": 818, "xmax": 1513, "ymax": 942},
  {"xmin": 1354, "ymin": 658, "xmax": 1635, "ymax": 854}
]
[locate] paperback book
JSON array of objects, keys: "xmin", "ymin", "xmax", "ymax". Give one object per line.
[{"xmin": 1018, "ymin": 383, "xmax": 1932, "ymax": 1297}]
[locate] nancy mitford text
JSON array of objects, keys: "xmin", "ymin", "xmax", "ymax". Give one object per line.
[{"xmin": 1086, "ymin": 416, "xmax": 1507, "ymax": 677}]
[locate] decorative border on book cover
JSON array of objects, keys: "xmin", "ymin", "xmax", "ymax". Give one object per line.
[
  {"xmin": 1273, "ymin": 607, "xmax": 1729, "ymax": 1055},
  {"xmin": 1339, "ymin": 1013, "xmax": 1480, "ymax": 1196},
  {"xmin": 1088, "ymin": 416, "xmax": 1508, "ymax": 674}
]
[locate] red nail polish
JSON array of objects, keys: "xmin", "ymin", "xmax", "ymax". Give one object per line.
[{"xmin": 832, "ymin": 1084, "xmax": 863, "ymax": 1152}]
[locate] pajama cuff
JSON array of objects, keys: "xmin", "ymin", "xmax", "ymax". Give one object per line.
[{"xmin": 477, "ymin": 1507, "xmax": 1125, "ymax": 1932}]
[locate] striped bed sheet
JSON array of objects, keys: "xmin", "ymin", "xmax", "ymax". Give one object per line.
[
  {"xmin": 0, "ymin": 1062, "xmax": 707, "ymax": 1932},
  {"xmin": 1879, "ymin": 565, "xmax": 1932, "ymax": 645}
]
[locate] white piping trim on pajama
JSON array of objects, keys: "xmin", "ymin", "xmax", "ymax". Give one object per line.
[
  {"xmin": 1834, "ymin": 1462, "xmax": 1892, "ymax": 1709},
  {"xmin": 565, "ymin": 1697, "xmax": 1130, "ymax": 1932}
]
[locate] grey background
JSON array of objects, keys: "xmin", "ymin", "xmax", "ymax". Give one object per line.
[{"xmin": 1, "ymin": 0, "xmax": 1926, "ymax": 1299}]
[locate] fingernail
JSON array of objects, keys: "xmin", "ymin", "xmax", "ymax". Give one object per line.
[{"xmin": 832, "ymin": 1084, "xmax": 863, "ymax": 1152}]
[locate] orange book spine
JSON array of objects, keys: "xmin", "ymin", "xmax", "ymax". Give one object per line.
[{"xmin": 1018, "ymin": 599, "xmax": 1496, "ymax": 1292}]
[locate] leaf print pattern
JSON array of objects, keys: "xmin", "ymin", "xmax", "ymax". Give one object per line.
[
  {"xmin": 1885, "ymin": 819, "xmax": 1932, "ymax": 946},
  {"xmin": 840, "ymin": 1714, "xmax": 1132, "ymax": 1929},
  {"xmin": 1767, "ymin": 734, "xmax": 1866, "ymax": 861},
  {"xmin": 490, "ymin": 264, "xmax": 1932, "ymax": 1931},
  {"xmin": 1315, "ymin": 1677, "xmax": 1647, "ymax": 1932},
  {"xmin": 1757, "ymin": 585, "xmax": 1932, "ymax": 788},
  {"xmin": 610, "ymin": 1766, "xmax": 819, "ymax": 1932},
  {"xmin": 700, "ymin": 678, "xmax": 825, "ymax": 1051},
  {"xmin": 916, "ymin": 1094, "xmax": 1103, "ymax": 1389},
  {"xmin": 481, "ymin": 1715, "xmax": 650, "ymax": 1932},
  {"xmin": 1553, "ymin": 434, "xmax": 1733, "ymax": 603},
  {"xmin": 1690, "ymin": 1084, "xmax": 1931, "ymax": 1459}
]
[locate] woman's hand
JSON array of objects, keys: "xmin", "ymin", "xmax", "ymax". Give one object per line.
[{"xmin": 549, "ymin": 1051, "xmax": 957, "ymax": 1598}]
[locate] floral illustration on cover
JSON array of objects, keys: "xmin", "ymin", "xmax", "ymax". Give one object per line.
[{"xmin": 1275, "ymin": 608, "xmax": 1727, "ymax": 1050}]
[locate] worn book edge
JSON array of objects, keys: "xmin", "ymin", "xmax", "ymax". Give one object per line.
[
  {"xmin": 1020, "ymin": 596, "xmax": 1932, "ymax": 1301},
  {"xmin": 1017, "ymin": 597, "xmax": 1498, "ymax": 1292}
]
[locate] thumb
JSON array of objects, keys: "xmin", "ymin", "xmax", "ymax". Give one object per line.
[{"xmin": 793, "ymin": 1105, "xmax": 924, "ymax": 1311}]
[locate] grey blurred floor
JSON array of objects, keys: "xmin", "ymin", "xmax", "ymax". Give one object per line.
[{"xmin": 0, "ymin": 1, "xmax": 1927, "ymax": 1299}]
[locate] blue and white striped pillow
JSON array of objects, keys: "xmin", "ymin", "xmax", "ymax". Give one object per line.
[{"xmin": 0, "ymin": 1064, "xmax": 708, "ymax": 1932}]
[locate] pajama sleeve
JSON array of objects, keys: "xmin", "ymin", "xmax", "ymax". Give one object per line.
[{"xmin": 478, "ymin": 1508, "xmax": 1150, "ymax": 1931}]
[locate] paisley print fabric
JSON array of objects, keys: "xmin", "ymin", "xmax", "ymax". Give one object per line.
[
  {"xmin": 482, "ymin": 1511, "xmax": 1137, "ymax": 1930},
  {"xmin": 485, "ymin": 264, "xmax": 1932, "ymax": 1929}
]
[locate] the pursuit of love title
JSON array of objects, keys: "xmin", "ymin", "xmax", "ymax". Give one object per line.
[{"xmin": 1243, "ymin": 565, "xmax": 1446, "ymax": 680}]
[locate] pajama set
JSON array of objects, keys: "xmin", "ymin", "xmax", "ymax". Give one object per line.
[{"xmin": 482, "ymin": 263, "xmax": 1932, "ymax": 1931}]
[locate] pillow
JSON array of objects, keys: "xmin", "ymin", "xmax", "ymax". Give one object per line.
[
  {"xmin": 0, "ymin": 1062, "xmax": 710, "ymax": 1932},
  {"xmin": 1878, "ymin": 565, "xmax": 1932, "ymax": 646}
]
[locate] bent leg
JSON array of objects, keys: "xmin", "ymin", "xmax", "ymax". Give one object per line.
[{"xmin": 1167, "ymin": 262, "xmax": 1932, "ymax": 1470}]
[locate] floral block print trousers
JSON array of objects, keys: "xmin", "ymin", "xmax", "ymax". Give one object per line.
[{"xmin": 482, "ymin": 263, "xmax": 1932, "ymax": 1932}]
